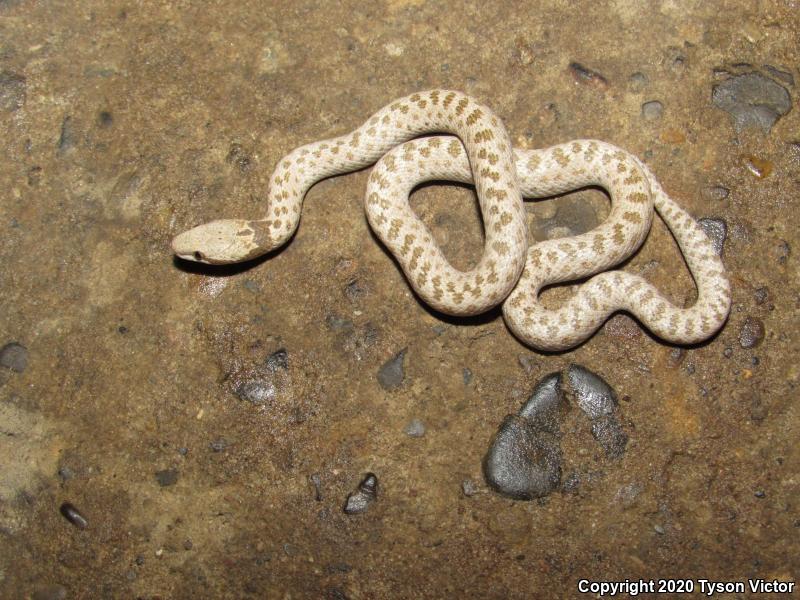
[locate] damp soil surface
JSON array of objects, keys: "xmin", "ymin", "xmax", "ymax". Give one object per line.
[{"xmin": 1, "ymin": 2, "xmax": 798, "ymax": 598}]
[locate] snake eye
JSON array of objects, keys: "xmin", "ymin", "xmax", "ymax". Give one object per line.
[{"xmin": 193, "ymin": 251, "xmax": 204, "ymax": 261}]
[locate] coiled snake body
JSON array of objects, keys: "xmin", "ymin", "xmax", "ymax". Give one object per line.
[{"xmin": 172, "ymin": 90, "xmax": 731, "ymax": 350}]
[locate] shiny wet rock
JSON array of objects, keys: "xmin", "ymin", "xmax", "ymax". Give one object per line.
[
  {"xmin": 483, "ymin": 415, "xmax": 562, "ymax": 500},
  {"xmin": 711, "ymin": 72, "xmax": 792, "ymax": 133},
  {"xmin": 343, "ymin": 473, "xmax": 378, "ymax": 514},
  {"xmin": 567, "ymin": 364, "xmax": 617, "ymax": 420},
  {"xmin": 483, "ymin": 373, "xmax": 565, "ymax": 500}
]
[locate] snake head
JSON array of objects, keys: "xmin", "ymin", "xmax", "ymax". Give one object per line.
[{"xmin": 171, "ymin": 219, "xmax": 270, "ymax": 265}]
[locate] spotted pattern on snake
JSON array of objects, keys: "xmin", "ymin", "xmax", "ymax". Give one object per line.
[
  {"xmin": 367, "ymin": 137, "xmax": 731, "ymax": 350},
  {"xmin": 171, "ymin": 89, "xmax": 731, "ymax": 350},
  {"xmin": 172, "ymin": 90, "xmax": 528, "ymax": 316},
  {"xmin": 365, "ymin": 138, "xmax": 654, "ymax": 317}
]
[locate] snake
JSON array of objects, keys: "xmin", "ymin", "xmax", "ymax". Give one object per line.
[{"xmin": 171, "ymin": 90, "xmax": 731, "ymax": 350}]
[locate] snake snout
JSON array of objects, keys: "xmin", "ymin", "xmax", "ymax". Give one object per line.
[{"xmin": 171, "ymin": 219, "xmax": 263, "ymax": 264}]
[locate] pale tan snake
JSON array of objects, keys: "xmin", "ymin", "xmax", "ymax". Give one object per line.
[{"xmin": 171, "ymin": 90, "xmax": 731, "ymax": 350}]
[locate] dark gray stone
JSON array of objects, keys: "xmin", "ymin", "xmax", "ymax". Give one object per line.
[
  {"xmin": 225, "ymin": 143, "xmax": 252, "ymax": 172},
  {"xmin": 57, "ymin": 115, "xmax": 76, "ymax": 152},
  {"xmin": 739, "ymin": 316, "xmax": 765, "ymax": 348},
  {"xmin": 566, "ymin": 364, "xmax": 617, "ymax": 420},
  {"xmin": 265, "ymin": 348, "xmax": 288, "ymax": 371},
  {"xmin": 754, "ymin": 287, "xmax": 769, "ymax": 305},
  {"xmin": 377, "ymin": 349, "xmax": 406, "ymax": 390},
  {"xmin": 698, "ymin": 217, "xmax": 728, "ymax": 256},
  {"xmin": 59, "ymin": 502, "xmax": 88, "ymax": 529},
  {"xmin": 641, "ymin": 100, "xmax": 663, "ymax": 120},
  {"xmin": 343, "ymin": 473, "xmax": 378, "ymax": 514},
  {"xmin": 209, "ymin": 438, "xmax": 228, "ymax": 452},
  {"xmin": 155, "ymin": 469, "xmax": 179, "ymax": 487},
  {"xmin": 568, "ymin": 62, "xmax": 608, "ymax": 88},
  {"xmin": 310, "ymin": 473, "xmax": 322, "ymax": 501},
  {"xmin": 0, "ymin": 342, "xmax": 27, "ymax": 372},
  {"xmin": 344, "ymin": 279, "xmax": 367, "ymax": 302},
  {"xmin": 518, "ymin": 372, "xmax": 564, "ymax": 434},
  {"xmin": 482, "ymin": 415, "xmax": 562, "ymax": 500},
  {"xmin": 98, "ymin": 110, "xmax": 113, "ymax": 127},
  {"xmin": 235, "ymin": 379, "xmax": 276, "ymax": 405},
  {"xmin": 532, "ymin": 196, "xmax": 601, "ymax": 241},
  {"xmin": 0, "ymin": 70, "xmax": 25, "ymax": 111},
  {"xmin": 712, "ymin": 72, "xmax": 792, "ymax": 133},
  {"xmin": 628, "ymin": 72, "xmax": 648, "ymax": 92},
  {"xmin": 404, "ymin": 418, "xmax": 426, "ymax": 437}
]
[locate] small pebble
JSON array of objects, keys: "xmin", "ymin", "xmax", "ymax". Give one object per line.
[
  {"xmin": 628, "ymin": 71, "xmax": 648, "ymax": 92},
  {"xmin": 183, "ymin": 539, "xmax": 193, "ymax": 550},
  {"xmin": 209, "ymin": 438, "xmax": 228, "ymax": 452},
  {"xmin": 235, "ymin": 379, "xmax": 277, "ymax": 405},
  {"xmin": 703, "ymin": 186, "xmax": 729, "ymax": 201},
  {"xmin": 155, "ymin": 469, "xmax": 179, "ymax": 487},
  {"xmin": 344, "ymin": 279, "xmax": 367, "ymax": 302},
  {"xmin": 404, "ymin": 418, "xmax": 426, "ymax": 438},
  {"xmin": 242, "ymin": 279, "xmax": 260, "ymax": 293},
  {"xmin": 226, "ymin": 143, "xmax": 252, "ymax": 172},
  {"xmin": 343, "ymin": 473, "xmax": 378, "ymax": 514},
  {"xmin": 753, "ymin": 287, "xmax": 769, "ymax": 305},
  {"xmin": 641, "ymin": 100, "xmax": 663, "ymax": 120},
  {"xmin": 0, "ymin": 341, "xmax": 28, "ymax": 372},
  {"xmin": 561, "ymin": 472, "xmax": 580, "ymax": 493},
  {"xmin": 98, "ymin": 110, "xmax": 113, "ymax": 127},
  {"xmin": 0, "ymin": 70, "xmax": 26, "ymax": 112},
  {"xmin": 377, "ymin": 349, "xmax": 406, "ymax": 390},
  {"xmin": 723, "ymin": 347, "xmax": 733, "ymax": 358},
  {"xmin": 265, "ymin": 348, "xmax": 289, "ymax": 371},
  {"xmin": 568, "ymin": 62, "xmax": 608, "ymax": 89},
  {"xmin": 57, "ymin": 115, "xmax": 76, "ymax": 153},
  {"xmin": 749, "ymin": 396, "xmax": 768, "ymax": 423},
  {"xmin": 59, "ymin": 502, "xmax": 88, "ymax": 529},
  {"xmin": 461, "ymin": 479, "xmax": 478, "ymax": 497},
  {"xmin": 517, "ymin": 354, "xmax": 536, "ymax": 374},
  {"xmin": 462, "ymin": 367, "xmax": 473, "ymax": 385},
  {"xmin": 698, "ymin": 218, "xmax": 727, "ymax": 256},
  {"xmin": 771, "ymin": 240, "xmax": 790, "ymax": 264},
  {"xmin": 310, "ymin": 473, "xmax": 323, "ymax": 501},
  {"xmin": 754, "ymin": 490, "xmax": 766, "ymax": 498},
  {"xmin": 739, "ymin": 316, "xmax": 765, "ymax": 348},
  {"xmin": 654, "ymin": 524, "xmax": 665, "ymax": 535},
  {"xmin": 614, "ymin": 483, "xmax": 642, "ymax": 508}
]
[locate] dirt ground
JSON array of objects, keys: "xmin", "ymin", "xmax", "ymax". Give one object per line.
[{"xmin": 1, "ymin": 1, "xmax": 798, "ymax": 598}]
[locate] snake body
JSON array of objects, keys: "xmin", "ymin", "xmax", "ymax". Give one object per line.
[{"xmin": 172, "ymin": 90, "xmax": 731, "ymax": 350}]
